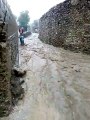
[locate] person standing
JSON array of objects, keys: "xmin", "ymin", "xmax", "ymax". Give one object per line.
[{"xmin": 19, "ymin": 27, "xmax": 24, "ymax": 45}]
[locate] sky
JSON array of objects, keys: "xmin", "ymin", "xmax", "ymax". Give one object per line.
[{"xmin": 7, "ymin": 0, "xmax": 65, "ymax": 23}]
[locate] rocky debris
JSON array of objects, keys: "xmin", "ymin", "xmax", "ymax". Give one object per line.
[
  {"xmin": 20, "ymin": 79, "xmax": 25, "ymax": 85},
  {"xmin": 0, "ymin": 31, "xmax": 7, "ymax": 42},
  {"xmin": 39, "ymin": 0, "xmax": 90, "ymax": 54},
  {"xmin": 0, "ymin": 42, "xmax": 6, "ymax": 48},
  {"xmin": 11, "ymin": 80, "xmax": 24, "ymax": 106},
  {"xmin": 12, "ymin": 67, "xmax": 27, "ymax": 77},
  {"xmin": 10, "ymin": 67, "xmax": 26, "ymax": 105},
  {"xmin": 11, "ymin": 78, "xmax": 25, "ymax": 105}
]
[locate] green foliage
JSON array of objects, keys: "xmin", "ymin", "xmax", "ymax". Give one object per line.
[{"xmin": 18, "ymin": 11, "xmax": 30, "ymax": 27}]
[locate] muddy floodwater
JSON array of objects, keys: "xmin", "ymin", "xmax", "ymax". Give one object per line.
[{"xmin": 1, "ymin": 33, "xmax": 90, "ymax": 120}]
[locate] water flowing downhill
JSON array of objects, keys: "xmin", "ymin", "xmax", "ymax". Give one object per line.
[{"xmin": 1, "ymin": 33, "xmax": 90, "ymax": 120}]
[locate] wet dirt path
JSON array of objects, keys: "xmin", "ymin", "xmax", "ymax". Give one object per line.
[{"xmin": 1, "ymin": 33, "xmax": 90, "ymax": 120}]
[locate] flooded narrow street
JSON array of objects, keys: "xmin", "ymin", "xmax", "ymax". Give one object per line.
[{"xmin": 1, "ymin": 33, "xmax": 90, "ymax": 120}]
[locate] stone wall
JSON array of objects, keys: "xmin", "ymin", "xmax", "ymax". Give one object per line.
[
  {"xmin": 0, "ymin": 22, "xmax": 11, "ymax": 117},
  {"xmin": 39, "ymin": 0, "xmax": 90, "ymax": 54},
  {"xmin": 0, "ymin": 0, "xmax": 20, "ymax": 117}
]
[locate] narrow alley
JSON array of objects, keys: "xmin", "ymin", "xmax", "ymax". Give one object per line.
[{"xmin": 1, "ymin": 33, "xmax": 90, "ymax": 120}]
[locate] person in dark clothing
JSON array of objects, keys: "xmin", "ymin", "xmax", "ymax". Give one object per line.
[{"xmin": 19, "ymin": 27, "xmax": 24, "ymax": 45}]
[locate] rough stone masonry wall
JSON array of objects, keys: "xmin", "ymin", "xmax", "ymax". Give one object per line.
[
  {"xmin": 0, "ymin": 0, "xmax": 22, "ymax": 117},
  {"xmin": 0, "ymin": 21, "xmax": 11, "ymax": 117},
  {"xmin": 39, "ymin": 0, "xmax": 90, "ymax": 54}
]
